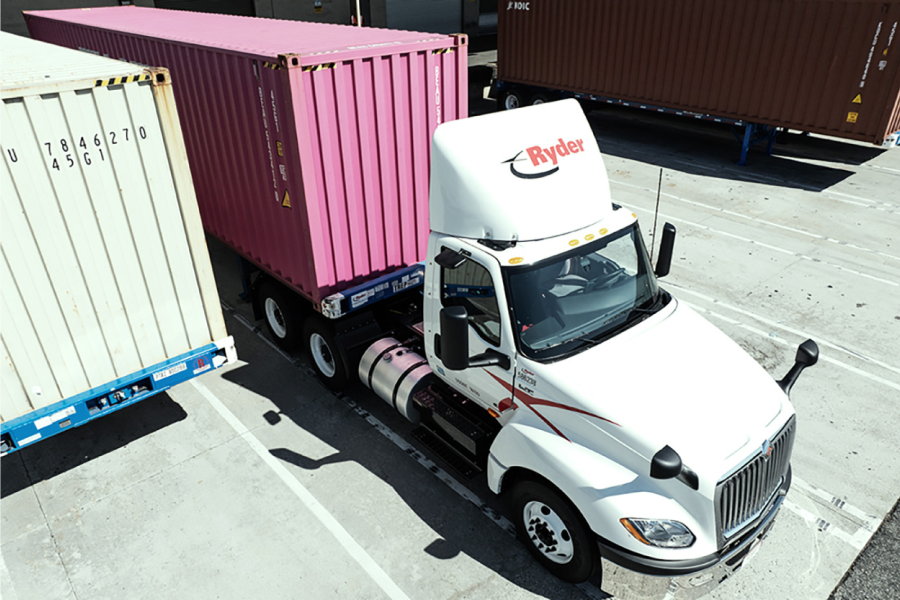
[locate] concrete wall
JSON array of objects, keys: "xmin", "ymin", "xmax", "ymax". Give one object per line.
[
  {"xmin": 384, "ymin": 0, "xmax": 460, "ymax": 34},
  {"xmin": 255, "ymin": 0, "xmax": 354, "ymax": 26},
  {"xmin": 2, "ymin": 1, "xmax": 153, "ymax": 38}
]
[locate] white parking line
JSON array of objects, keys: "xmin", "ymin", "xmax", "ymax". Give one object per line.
[
  {"xmin": 190, "ymin": 379, "xmax": 412, "ymax": 600},
  {"xmin": 792, "ymin": 477, "xmax": 881, "ymax": 531},
  {"xmin": 626, "ymin": 203, "xmax": 899, "ymax": 288},
  {"xmin": 686, "ymin": 302, "xmax": 900, "ymax": 394},
  {"xmin": 610, "ymin": 179, "xmax": 900, "ymax": 263},
  {"xmin": 667, "ymin": 284, "xmax": 900, "ymax": 380},
  {"xmin": 866, "ymin": 164, "xmax": 900, "ymax": 175},
  {"xmin": 827, "ymin": 189, "xmax": 900, "ymax": 210},
  {"xmin": 783, "ymin": 499, "xmax": 872, "ymax": 551}
]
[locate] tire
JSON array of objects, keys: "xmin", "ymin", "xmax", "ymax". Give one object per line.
[
  {"xmin": 259, "ymin": 279, "xmax": 303, "ymax": 351},
  {"xmin": 530, "ymin": 93, "xmax": 550, "ymax": 106},
  {"xmin": 499, "ymin": 88, "xmax": 525, "ymax": 111},
  {"xmin": 510, "ymin": 480, "xmax": 599, "ymax": 584},
  {"xmin": 303, "ymin": 315, "xmax": 351, "ymax": 391}
]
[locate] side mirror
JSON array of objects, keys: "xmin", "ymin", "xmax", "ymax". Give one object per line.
[
  {"xmin": 777, "ymin": 339, "xmax": 819, "ymax": 395},
  {"xmin": 650, "ymin": 445, "xmax": 682, "ymax": 480},
  {"xmin": 439, "ymin": 306, "xmax": 512, "ymax": 371},
  {"xmin": 654, "ymin": 223, "xmax": 676, "ymax": 278},
  {"xmin": 440, "ymin": 306, "xmax": 470, "ymax": 370}
]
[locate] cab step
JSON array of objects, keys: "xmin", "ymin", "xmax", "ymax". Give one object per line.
[{"xmin": 411, "ymin": 426, "xmax": 482, "ymax": 480}]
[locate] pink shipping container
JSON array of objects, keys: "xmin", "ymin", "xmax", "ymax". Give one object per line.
[{"xmin": 26, "ymin": 7, "xmax": 468, "ymax": 308}]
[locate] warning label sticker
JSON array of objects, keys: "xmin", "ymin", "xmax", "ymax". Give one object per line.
[
  {"xmin": 351, "ymin": 289, "xmax": 374, "ymax": 308},
  {"xmin": 852, "ymin": 94, "xmax": 862, "ymax": 104},
  {"xmin": 847, "ymin": 112, "xmax": 859, "ymax": 123},
  {"xmin": 282, "ymin": 190, "xmax": 292, "ymax": 208}
]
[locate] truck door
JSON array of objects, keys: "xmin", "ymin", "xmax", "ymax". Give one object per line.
[{"xmin": 425, "ymin": 238, "xmax": 517, "ymax": 415}]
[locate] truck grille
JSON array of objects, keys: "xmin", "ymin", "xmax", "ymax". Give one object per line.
[{"xmin": 717, "ymin": 416, "xmax": 795, "ymax": 541}]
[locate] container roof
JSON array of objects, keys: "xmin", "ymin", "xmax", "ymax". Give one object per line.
[
  {"xmin": 429, "ymin": 99, "xmax": 613, "ymax": 242},
  {"xmin": 1, "ymin": 32, "xmax": 144, "ymax": 96},
  {"xmin": 25, "ymin": 7, "xmax": 454, "ymax": 65}
]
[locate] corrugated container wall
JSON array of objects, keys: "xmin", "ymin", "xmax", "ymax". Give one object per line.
[
  {"xmin": 26, "ymin": 7, "xmax": 469, "ymax": 307},
  {"xmin": 499, "ymin": 0, "xmax": 900, "ymax": 144},
  {"xmin": 1, "ymin": 33, "xmax": 227, "ymax": 423}
]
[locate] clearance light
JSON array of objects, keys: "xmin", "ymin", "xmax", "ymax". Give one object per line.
[{"xmin": 620, "ymin": 518, "xmax": 695, "ymax": 548}]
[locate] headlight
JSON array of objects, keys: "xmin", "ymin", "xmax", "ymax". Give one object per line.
[{"xmin": 620, "ymin": 518, "xmax": 695, "ymax": 548}]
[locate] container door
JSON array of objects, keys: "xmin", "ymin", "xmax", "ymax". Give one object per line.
[{"xmin": 425, "ymin": 236, "xmax": 517, "ymax": 415}]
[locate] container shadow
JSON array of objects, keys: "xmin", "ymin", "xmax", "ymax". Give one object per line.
[
  {"xmin": 585, "ymin": 104, "xmax": 884, "ymax": 191},
  {"xmin": 220, "ymin": 360, "xmax": 611, "ymax": 600},
  {"xmin": 0, "ymin": 393, "xmax": 187, "ymax": 499}
]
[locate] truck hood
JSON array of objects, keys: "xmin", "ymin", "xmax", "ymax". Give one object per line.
[{"xmin": 515, "ymin": 298, "xmax": 792, "ymax": 477}]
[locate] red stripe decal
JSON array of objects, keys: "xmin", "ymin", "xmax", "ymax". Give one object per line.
[{"xmin": 485, "ymin": 371, "xmax": 621, "ymax": 442}]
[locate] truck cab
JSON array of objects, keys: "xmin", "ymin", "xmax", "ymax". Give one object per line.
[{"xmin": 351, "ymin": 100, "xmax": 818, "ymax": 584}]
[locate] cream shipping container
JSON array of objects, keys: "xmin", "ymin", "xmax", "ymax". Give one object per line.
[{"xmin": 0, "ymin": 33, "xmax": 236, "ymax": 454}]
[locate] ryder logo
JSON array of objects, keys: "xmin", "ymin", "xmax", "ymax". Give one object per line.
[{"xmin": 502, "ymin": 138, "xmax": 585, "ymax": 179}]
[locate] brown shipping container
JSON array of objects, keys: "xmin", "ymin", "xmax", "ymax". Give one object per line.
[{"xmin": 499, "ymin": 0, "xmax": 900, "ymax": 145}]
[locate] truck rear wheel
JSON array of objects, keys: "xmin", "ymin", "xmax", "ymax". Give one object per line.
[
  {"xmin": 303, "ymin": 315, "xmax": 351, "ymax": 391},
  {"xmin": 260, "ymin": 279, "xmax": 302, "ymax": 351},
  {"xmin": 510, "ymin": 480, "xmax": 598, "ymax": 584}
]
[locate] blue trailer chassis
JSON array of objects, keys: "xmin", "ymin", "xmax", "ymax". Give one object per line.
[
  {"xmin": 320, "ymin": 262, "xmax": 425, "ymax": 319},
  {"xmin": 0, "ymin": 338, "xmax": 234, "ymax": 455},
  {"xmin": 492, "ymin": 80, "xmax": 779, "ymax": 166}
]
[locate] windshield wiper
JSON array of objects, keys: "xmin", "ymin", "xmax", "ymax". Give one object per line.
[
  {"xmin": 628, "ymin": 305, "xmax": 656, "ymax": 314},
  {"xmin": 542, "ymin": 295, "xmax": 667, "ymax": 352},
  {"xmin": 629, "ymin": 294, "xmax": 662, "ymax": 315}
]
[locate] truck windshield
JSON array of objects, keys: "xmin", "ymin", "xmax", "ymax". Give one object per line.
[{"xmin": 506, "ymin": 224, "xmax": 662, "ymax": 361}]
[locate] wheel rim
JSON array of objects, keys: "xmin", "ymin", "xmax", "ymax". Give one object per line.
[
  {"xmin": 523, "ymin": 500, "xmax": 575, "ymax": 564},
  {"xmin": 309, "ymin": 332, "xmax": 336, "ymax": 378},
  {"xmin": 504, "ymin": 93, "xmax": 520, "ymax": 110},
  {"xmin": 264, "ymin": 297, "xmax": 287, "ymax": 338},
  {"xmin": 532, "ymin": 98, "xmax": 545, "ymax": 105}
]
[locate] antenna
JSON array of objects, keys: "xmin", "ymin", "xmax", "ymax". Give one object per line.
[{"xmin": 650, "ymin": 168, "xmax": 663, "ymax": 263}]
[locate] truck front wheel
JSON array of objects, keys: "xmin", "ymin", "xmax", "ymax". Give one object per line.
[
  {"xmin": 303, "ymin": 315, "xmax": 350, "ymax": 391},
  {"xmin": 510, "ymin": 480, "xmax": 598, "ymax": 584}
]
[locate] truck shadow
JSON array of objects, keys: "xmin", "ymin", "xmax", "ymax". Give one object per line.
[
  {"xmin": 0, "ymin": 392, "xmax": 187, "ymax": 499},
  {"xmin": 220, "ymin": 360, "xmax": 614, "ymax": 600}
]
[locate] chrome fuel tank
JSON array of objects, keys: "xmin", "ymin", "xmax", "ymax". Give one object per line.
[{"xmin": 359, "ymin": 338, "xmax": 434, "ymax": 424}]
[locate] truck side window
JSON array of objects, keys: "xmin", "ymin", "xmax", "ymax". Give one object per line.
[{"xmin": 441, "ymin": 255, "xmax": 501, "ymax": 347}]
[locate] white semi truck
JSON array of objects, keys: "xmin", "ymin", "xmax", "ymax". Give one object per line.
[{"xmin": 268, "ymin": 99, "xmax": 819, "ymax": 584}]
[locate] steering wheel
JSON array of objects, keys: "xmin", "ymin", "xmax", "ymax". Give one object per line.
[
  {"xmin": 552, "ymin": 275, "xmax": 588, "ymax": 288},
  {"xmin": 585, "ymin": 267, "xmax": 627, "ymax": 292}
]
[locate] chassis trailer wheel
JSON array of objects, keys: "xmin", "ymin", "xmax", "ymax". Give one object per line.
[
  {"xmin": 511, "ymin": 480, "xmax": 599, "ymax": 583},
  {"xmin": 499, "ymin": 88, "xmax": 525, "ymax": 111},
  {"xmin": 303, "ymin": 315, "xmax": 351, "ymax": 391},
  {"xmin": 259, "ymin": 280, "xmax": 303, "ymax": 351}
]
